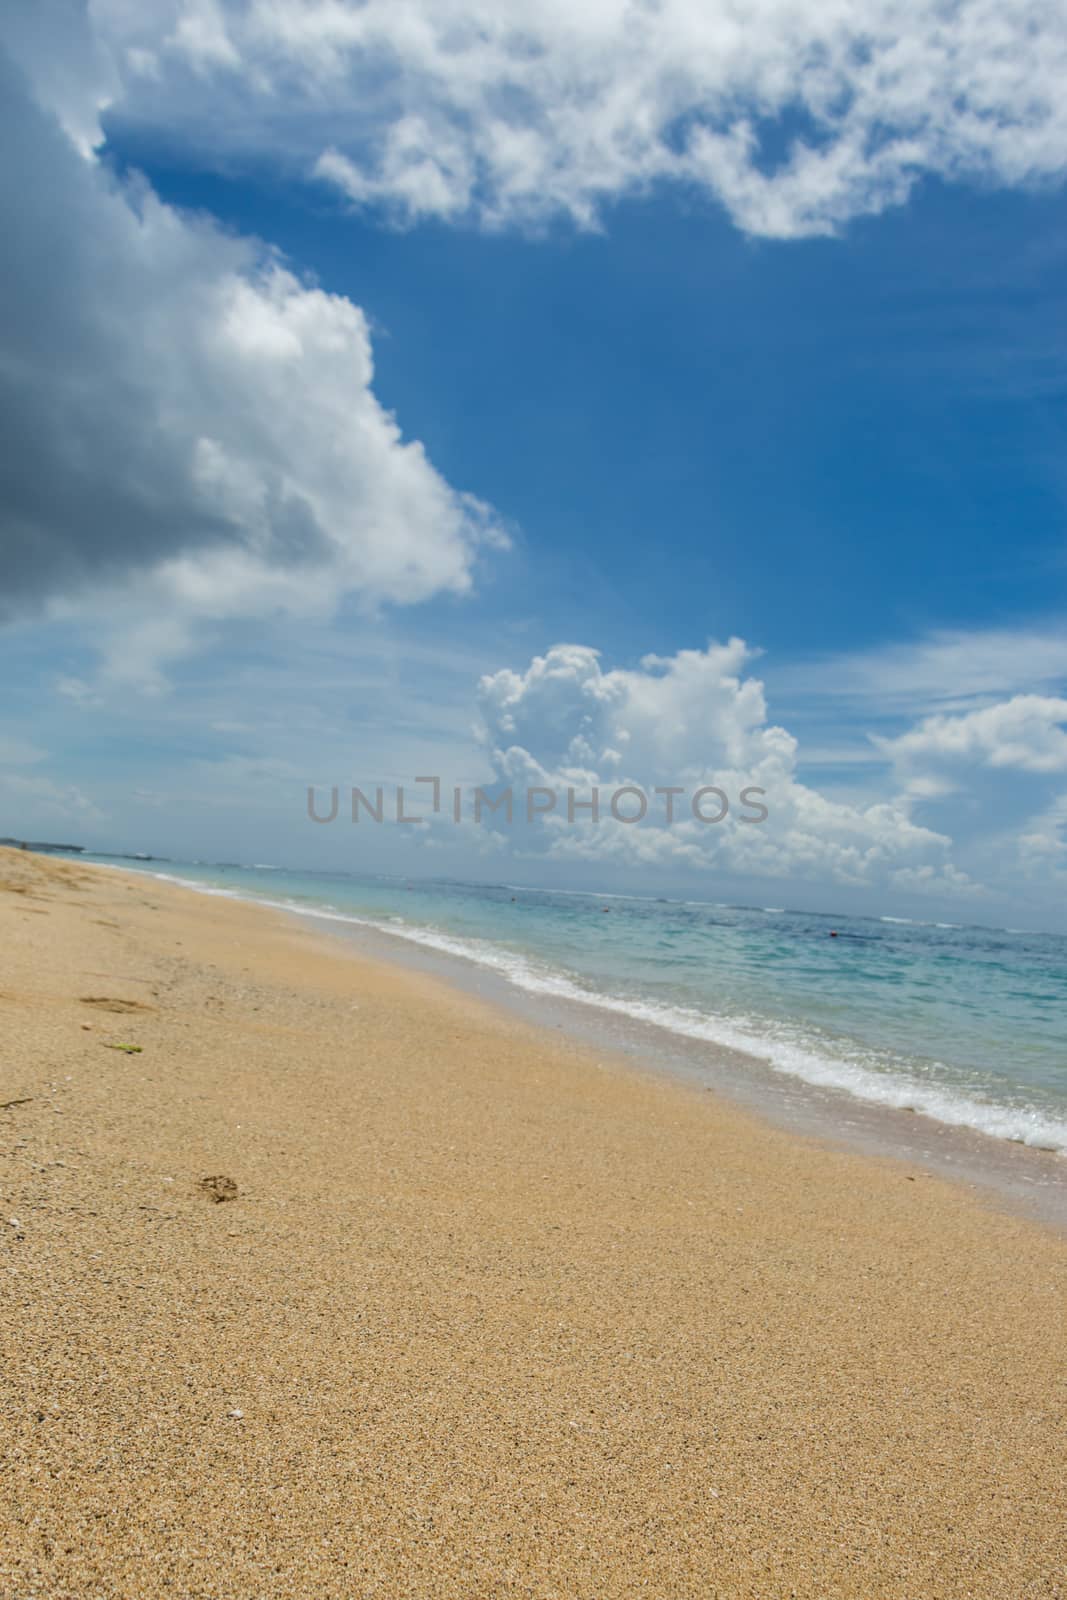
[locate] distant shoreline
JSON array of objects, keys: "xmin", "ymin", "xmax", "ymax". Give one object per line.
[{"xmin": 0, "ymin": 836, "xmax": 85, "ymax": 853}]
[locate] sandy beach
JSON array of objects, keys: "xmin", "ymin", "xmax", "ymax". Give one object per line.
[{"xmin": 1, "ymin": 846, "xmax": 1064, "ymax": 1599}]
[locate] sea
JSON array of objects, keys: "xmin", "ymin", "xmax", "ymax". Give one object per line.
[{"xmin": 77, "ymin": 854, "xmax": 1067, "ymax": 1174}]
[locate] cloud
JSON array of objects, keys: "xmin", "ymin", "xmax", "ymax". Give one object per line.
[
  {"xmin": 92, "ymin": 0, "xmax": 1067, "ymax": 239},
  {"xmin": 0, "ymin": 12, "xmax": 504, "ymax": 675},
  {"xmin": 1018, "ymin": 792, "xmax": 1067, "ymax": 878},
  {"xmin": 881, "ymin": 695, "xmax": 1067, "ymax": 793},
  {"xmin": 4, "ymin": 0, "xmax": 116, "ymax": 156},
  {"xmin": 782, "ymin": 624, "xmax": 1067, "ymax": 718},
  {"xmin": 877, "ymin": 699, "xmax": 1067, "ymax": 889},
  {"xmin": 0, "ymin": 734, "xmax": 48, "ymax": 767},
  {"xmin": 476, "ymin": 641, "xmax": 975, "ymax": 893},
  {"xmin": 0, "ymin": 772, "xmax": 104, "ymax": 826}
]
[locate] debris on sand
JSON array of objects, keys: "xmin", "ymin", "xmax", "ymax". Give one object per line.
[
  {"xmin": 80, "ymin": 996, "xmax": 154, "ymax": 1013},
  {"xmin": 198, "ymin": 1175, "xmax": 238, "ymax": 1204}
]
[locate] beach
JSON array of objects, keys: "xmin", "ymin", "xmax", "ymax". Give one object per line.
[{"xmin": 1, "ymin": 846, "xmax": 1064, "ymax": 1599}]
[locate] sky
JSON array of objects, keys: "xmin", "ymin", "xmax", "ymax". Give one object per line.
[{"xmin": 3, "ymin": 0, "xmax": 1067, "ymax": 928}]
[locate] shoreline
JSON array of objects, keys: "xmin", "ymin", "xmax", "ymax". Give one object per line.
[
  {"xmin": 89, "ymin": 855, "xmax": 1067, "ymax": 1228},
  {"xmin": 289, "ymin": 901, "xmax": 1067, "ymax": 1230},
  {"xmin": 3, "ymin": 847, "xmax": 1066, "ymax": 1598}
]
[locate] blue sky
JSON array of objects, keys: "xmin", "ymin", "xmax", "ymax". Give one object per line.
[
  {"xmin": 4, "ymin": 1, "xmax": 1067, "ymax": 927},
  {"xmin": 105, "ymin": 152, "xmax": 1067, "ymax": 657}
]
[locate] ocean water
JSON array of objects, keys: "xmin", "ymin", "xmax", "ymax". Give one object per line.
[{"xmin": 82, "ymin": 855, "xmax": 1067, "ymax": 1154}]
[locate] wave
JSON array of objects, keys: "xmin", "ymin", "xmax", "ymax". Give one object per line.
[{"xmin": 504, "ymin": 884, "xmax": 671, "ymax": 905}]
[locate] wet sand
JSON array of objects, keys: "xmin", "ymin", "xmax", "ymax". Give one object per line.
[{"xmin": 1, "ymin": 847, "xmax": 1064, "ymax": 1598}]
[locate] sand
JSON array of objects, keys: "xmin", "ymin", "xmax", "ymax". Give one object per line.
[{"xmin": 0, "ymin": 847, "xmax": 1064, "ymax": 1599}]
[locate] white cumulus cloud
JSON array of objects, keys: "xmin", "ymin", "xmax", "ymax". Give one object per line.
[
  {"xmin": 477, "ymin": 641, "xmax": 975, "ymax": 893},
  {"xmin": 881, "ymin": 695, "xmax": 1067, "ymax": 792}
]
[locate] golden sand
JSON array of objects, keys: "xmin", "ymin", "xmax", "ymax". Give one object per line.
[{"xmin": 0, "ymin": 847, "xmax": 1064, "ymax": 1598}]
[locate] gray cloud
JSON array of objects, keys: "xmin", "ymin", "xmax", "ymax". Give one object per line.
[
  {"xmin": 0, "ymin": 51, "xmax": 232, "ymax": 613},
  {"xmin": 0, "ymin": 16, "xmax": 502, "ymax": 637}
]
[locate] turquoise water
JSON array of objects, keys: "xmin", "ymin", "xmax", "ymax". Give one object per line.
[{"xmin": 85, "ymin": 855, "xmax": 1067, "ymax": 1152}]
